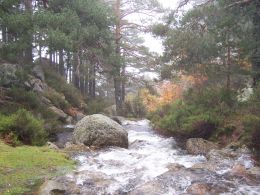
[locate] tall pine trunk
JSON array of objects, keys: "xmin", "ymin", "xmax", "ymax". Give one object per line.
[
  {"xmin": 73, "ymin": 51, "xmax": 80, "ymax": 89},
  {"xmin": 59, "ymin": 50, "xmax": 65, "ymax": 77},
  {"xmin": 24, "ymin": 0, "xmax": 33, "ymax": 64},
  {"xmin": 2, "ymin": 27, "xmax": 7, "ymax": 43},
  {"xmin": 89, "ymin": 57, "xmax": 96, "ymax": 98},
  {"xmin": 114, "ymin": 0, "xmax": 124, "ymax": 115},
  {"xmin": 121, "ymin": 59, "xmax": 126, "ymax": 103},
  {"xmin": 226, "ymin": 43, "xmax": 231, "ymax": 90}
]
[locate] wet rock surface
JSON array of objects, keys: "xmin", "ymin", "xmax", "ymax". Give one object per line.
[
  {"xmin": 73, "ymin": 114, "xmax": 128, "ymax": 148},
  {"xmin": 39, "ymin": 177, "xmax": 80, "ymax": 195},
  {"xmin": 40, "ymin": 119, "xmax": 260, "ymax": 194},
  {"xmin": 186, "ymin": 138, "xmax": 219, "ymax": 155}
]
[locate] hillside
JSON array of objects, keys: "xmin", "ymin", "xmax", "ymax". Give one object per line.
[{"xmin": 0, "ymin": 61, "xmax": 87, "ymax": 145}]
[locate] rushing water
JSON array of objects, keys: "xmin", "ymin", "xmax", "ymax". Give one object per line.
[{"xmin": 62, "ymin": 119, "xmax": 260, "ymax": 195}]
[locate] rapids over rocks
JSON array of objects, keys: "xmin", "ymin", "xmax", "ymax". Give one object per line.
[{"xmin": 42, "ymin": 119, "xmax": 260, "ymax": 195}]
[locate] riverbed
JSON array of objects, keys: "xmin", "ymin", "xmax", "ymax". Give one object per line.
[{"xmin": 51, "ymin": 119, "xmax": 260, "ymax": 194}]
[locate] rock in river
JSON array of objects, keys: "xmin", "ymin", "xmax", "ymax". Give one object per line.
[
  {"xmin": 72, "ymin": 114, "xmax": 128, "ymax": 148},
  {"xmin": 186, "ymin": 138, "xmax": 219, "ymax": 155}
]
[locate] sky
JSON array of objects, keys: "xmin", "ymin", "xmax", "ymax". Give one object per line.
[
  {"xmin": 142, "ymin": 0, "xmax": 179, "ymax": 54},
  {"xmin": 159, "ymin": 0, "xmax": 179, "ymax": 9},
  {"xmin": 125, "ymin": 0, "xmax": 179, "ymax": 79}
]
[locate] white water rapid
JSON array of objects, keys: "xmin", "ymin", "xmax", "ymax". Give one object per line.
[{"xmin": 63, "ymin": 119, "xmax": 260, "ymax": 195}]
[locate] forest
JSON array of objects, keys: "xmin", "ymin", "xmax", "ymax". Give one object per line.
[{"xmin": 0, "ymin": 0, "xmax": 260, "ymax": 194}]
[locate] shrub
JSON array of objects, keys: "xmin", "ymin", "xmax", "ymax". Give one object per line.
[
  {"xmin": 244, "ymin": 85, "xmax": 260, "ymax": 115},
  {"xmin": 0, "ymin": 109, "xmax": 47, "ymax": 146},
  {"xmin": 153, "ymin": 100, "xmax": 220, "ymax": 138},
  {"xmin": 125, "ymin": 91, "xmax": 147, "ymax": 118},
  {"xmin": 7, "ymin": 87, "xmax": 41, "ymax": 110},
  {"xmin": 149, "ymin": 87, "xmax": 233, "ymax": 139},
  {"xmin": 181, "ymin": 113, "xmax": 220, "ymax": 139},
  {"xmin": 44, "ymin": 89, "xmax": 70, "ymax": 110},
  {"xmin": 242, "ymin": 115, "xmax": 260, "ymax": 151},
  {"xmin": 184, "ymin": 87, "xmax": 237, "ymax": 115},
  {"xmin": 0, "ymin": 114, "xmax": 15, "ymax": 134},
  {"xmin": 86, "ymin": 99, "xmax": 107, "ymax": 114}
]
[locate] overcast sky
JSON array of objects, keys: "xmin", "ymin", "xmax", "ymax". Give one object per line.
[
  {"xmin": 159, "ymin": 0, "xmax": 178, "ymax": 9},
  {"xmin": 125, "ymin": 1, "xmax": 179, "ymax": 79},
  {"xmin": 142, "ymin": 0, "xmax": 179, "ymax": 54}
]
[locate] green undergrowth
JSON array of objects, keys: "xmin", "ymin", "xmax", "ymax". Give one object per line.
[
  {"xmin": 43, "ymin": 65, "xmax": 84, "ymax": 109},
  {"xmin": 0, "ymin": 109, "xmax": 47, "ymax": 146},
  {"xmin": 0, "ymin": 141, "xmax": 74, "ymax": 195},
  {"xmin": 149, "ymin": 86, "xmax": 260, "ymax": 153},
  {"xmin": 149, "ymin": 87, "xmax": 235, "ymax": 139}
]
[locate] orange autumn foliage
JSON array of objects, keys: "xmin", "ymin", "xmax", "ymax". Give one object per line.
[
  {"xmin": 140, "ymin": 74, "xmax": 207, "ymax": 112},
  {"xmin": 140, "ymin": 82, "xmax": 183, "ymax": 112}
]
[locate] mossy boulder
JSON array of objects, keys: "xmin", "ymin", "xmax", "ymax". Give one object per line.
[{"xmin": 72, "ymin": 114, "xmax": 128, "ymax": 148}]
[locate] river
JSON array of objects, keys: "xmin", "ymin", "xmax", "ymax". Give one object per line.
[{"xmin": 52, "ymin": 119, "xmax": 260, "ymax": 194}]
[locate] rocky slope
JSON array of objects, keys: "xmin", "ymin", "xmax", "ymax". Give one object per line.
[{"xmin": 0, "ymin": 62, "xmax": 86, "ymax": 135}]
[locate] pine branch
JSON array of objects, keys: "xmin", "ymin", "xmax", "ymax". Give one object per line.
[{"xmin": 226, "ymin": 0, "xmax": 254, "ymax": 8}]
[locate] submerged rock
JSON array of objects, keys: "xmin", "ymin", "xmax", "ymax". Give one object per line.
[
  {"xmin": 129, "ymin": 166, "xmax": 229, "ymax": 195},
  {"xmin": 186, "ymin": 138, "xmax": 219, "ymax": 155},
  {"xmin": 230, "ymin": 164, "xmax": 248, "ymax": 176},
  {"xmin": 73, "ymin": 114, "xmax": 128, "ymax": 148},
  {"xmin": 187, "ymin": 183, "xmax": 211, "ymax": 195},
  {"xmin": 64, "ymin": 142, "xmax": 91, "ymax": 152}
]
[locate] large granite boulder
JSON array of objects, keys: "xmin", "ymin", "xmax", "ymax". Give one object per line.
[
  {"xmin": 72, "ymin": 114, "xmax": 128, "ymax": 148},
  {"xmin": 186, "ymin": 138, "xmax": 219, "ymax": 155}
]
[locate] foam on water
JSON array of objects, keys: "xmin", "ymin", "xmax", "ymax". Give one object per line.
[
  {"xmin": 72, "ymin": 120, "xmax": 206, "ymax": 193},
  {"xmin": 70, "ymin": 119, "xmax": 258, "ymax": 194}
]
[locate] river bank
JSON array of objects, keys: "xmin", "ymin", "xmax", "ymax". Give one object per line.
[{"xmin": 0, "ymin": 141, "xmax": 74, "ymax": 195}]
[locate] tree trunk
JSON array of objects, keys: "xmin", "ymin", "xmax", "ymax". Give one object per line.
[
  {"xmin": 226, "ymin": 43, "xmax": 231, "ymax": 90},
  {"xmin": 59, "ymin": 50, "xmax": 65, "ymax": 76},
  {"xmin": 56, "ymin": 51, "xmax": 58, "ymax": 71},
  {"xmin": 121, "ymin": 58, "xmax": 126, "ymax": 103},
  {"xmin": 89, "ymin": 59, "xmax": 96, "ymax": 99},
  {"xmin": 39, "ymin": 44, "xmax": 42, "ymax": 63},
  {"xmin": 114, "ymin": 77, "xmax": 123, "ymax": 114},
  {"xmin": 66, "ymin": 51, "xmax": 71, "ymax": 82},
  {"xmin": 73, "ymin": 51, "xmax": 80, "ymax": 89},
  {"xmin": 24, "ymin": 0, "xmax": 33, "ymax": 64},
  {"xmin": 2, "ymin": 27, "xmax": 7, "ymax": 43},
  {"xmin": 114, "ymin": 0, "xmax": 124, "ymax": 115},
  {"xmin": 80, "ymin": 76, "xmax": 85, "ymax": 95},
  {"xmin": 85, "ymin": 65, "xmax": 89, "ymax": 96},
  {"xmin": 49, "ymin": 50, "xmax": 53, "ymax": 65}
]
